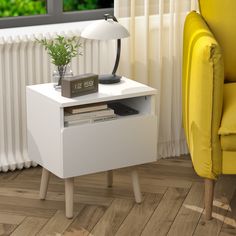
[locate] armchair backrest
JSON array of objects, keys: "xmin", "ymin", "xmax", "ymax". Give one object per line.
[{"xmin": 199, "ymin": 0, "xmax": 236, "ymax": 82}]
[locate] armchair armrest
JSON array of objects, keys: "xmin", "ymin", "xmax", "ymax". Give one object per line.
[{"xmin": 182, "ymin": 11, "xmax": 224, "ymax": 179}]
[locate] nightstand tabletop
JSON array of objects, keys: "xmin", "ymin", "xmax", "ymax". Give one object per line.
[{"xmin": 27, "ymin": 77, "xmax": 157, "ymax": 107}]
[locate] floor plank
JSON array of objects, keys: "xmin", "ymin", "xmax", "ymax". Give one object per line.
[
  {"xmin": 91, "ymin": 198, "xmax": 134, "ymax": 236},
  {"xmin": 141, "ymin": 187, "xmax": 189, "ymax": 236},
  {"xmin": 64, "ymin": 205, "xmax": 107, "ymax": 236},
  {"xmin": 0, "ymin": 187, "xmax": 113, "ymax": 207},
  {"xmin": 220, "ymin": 186, "xmax": 236, "ymax": 236},
  {"xmin": 0, "ymin": 223, "xmax": 17, "ymax": 235},
  {"xmin": 0, "ymin": 204, "xmax": 56, "ymax": 218},
  {"xmin": 0, "ymin": 212, "xmax": 25, "ymax": 225},
  {"xmin": 115, "ymin": 193, "xmax": 163, "ymax": 236},
  {"xmin": 37, "ymin": 209, "xmax": 82, "ymax": 236},
  {"xmin": 11, "ymin": 217, "xmax": 48, "ymax": 236},
  {"xmin": 0, "ymin": 195, "xmax": 67, "ymax": 211},
  {"xmin": 0, "ymin": 169, "xmax": 21, "ymax": 181},
  {"xmin": 167, "ymin": 182, "xmax": 205, "ymax": 236}
]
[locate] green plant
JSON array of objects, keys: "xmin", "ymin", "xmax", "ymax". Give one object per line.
[
  {"xmin": 36, "ymin": 35, "xmax": 82, "ymax": 85},
  {"xmin": 37, "ymin": 35, "xmax": 81, "ymax": 66}
]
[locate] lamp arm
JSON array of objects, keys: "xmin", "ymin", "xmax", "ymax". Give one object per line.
[
  {"xmin": 112, "ymin": 39, "xmax": 121, "ymax": 76},
  {"xmin": 104, "ymin": 14, "xmax": 121, "ymax": 76}
]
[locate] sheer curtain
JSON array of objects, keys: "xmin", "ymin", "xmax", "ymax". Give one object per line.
[{"xmin": 114, "ymin": 0, "xmax": 198, "ymax": 158}]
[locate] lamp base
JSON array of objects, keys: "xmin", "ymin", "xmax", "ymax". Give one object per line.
[{"xmin": 99, "ymin": 74, "xmax": 121, "ymax": 84}]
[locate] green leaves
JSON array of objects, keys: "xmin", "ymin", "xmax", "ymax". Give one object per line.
[
  {"xmin": 36, "ymin": 35, "xmax": 82, "ymax": 66},
  {"xmin": 0, "ymin": 0, "xmax": 46, "ymax": 17}
]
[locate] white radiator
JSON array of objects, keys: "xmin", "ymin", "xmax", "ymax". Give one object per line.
[{"xmin": 0, "ymin": 28, "xmax": 114, "ymax": 172}]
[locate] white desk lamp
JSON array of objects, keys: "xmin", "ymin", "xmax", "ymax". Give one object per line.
[{"xmin": 81, "ymin": 14, "xmax": 129, "ymax": 84}]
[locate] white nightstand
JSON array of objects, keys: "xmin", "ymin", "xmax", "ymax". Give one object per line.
[{"xmin": 26, "ymin": 77, "xmax": 158, "ymax": 218}]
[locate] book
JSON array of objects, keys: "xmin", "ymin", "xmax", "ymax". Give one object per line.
[
  {"xmin": 64, "ymin": 108, "xmax": 115, "ymax": 122},
  {"xmin": 93, "ymin": 114, "xmax": 117, "ymax": 123},
  {"xmin": 64, "ymin": 114, "xmax": 117, "ymax": 127},
  {"xmin": 64, "ymin": 119, "xmax": 92, "ymax": 127},
  {"xmin": 65, "ymin": 102, "xmax": 108, "ymax": 114},
  {"xmin": 108, "ymin": 103, "xmax": 139, "ymax": 116}
]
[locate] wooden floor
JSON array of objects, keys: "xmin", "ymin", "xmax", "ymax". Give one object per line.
[{"xmin": 0, "ymin": 157, "xmax": 236, "ymax": 236}]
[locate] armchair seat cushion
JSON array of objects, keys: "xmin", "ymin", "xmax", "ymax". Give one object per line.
[
  {"xmin": 221, "ymin": 135, "xmax": 236, "ymax": 151},
  {"xmin": 219, "ymin": 83, "xmax": 236, "ymax": 151}
]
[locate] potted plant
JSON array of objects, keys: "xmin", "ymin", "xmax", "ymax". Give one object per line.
[{"xmin": 37, "ymin": 35, "xmax": 82, "ymax": 86}]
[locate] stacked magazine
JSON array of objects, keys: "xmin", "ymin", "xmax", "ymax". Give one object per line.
[{"xmin": 64, "ymin": 102, "xmax": 116, "ymax": 126}]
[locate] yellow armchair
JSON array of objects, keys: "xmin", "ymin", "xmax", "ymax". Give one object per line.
[{"xmin": 182, "ymin": 0, "xmax": 236, "ymax": 220}]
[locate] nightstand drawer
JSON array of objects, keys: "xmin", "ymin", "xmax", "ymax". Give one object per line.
[{"xmin": 62, "ymin": 115, "xmax": 157, "ymax": 178}]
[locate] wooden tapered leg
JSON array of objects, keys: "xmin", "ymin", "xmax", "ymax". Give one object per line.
[
  {"xmin": 65, "ymin": 177, "xmax": 74, "ymax": 219},
  {"xmin": 205, "ymin": 178, "xmax": 214, "ymax": 220},
  {"xmin": 131, "ymin": 170, "xmax": 142, "ymax": 203},
  {"xmin": 107, "ymin": 170, "xmax": 113, "ymax": 187},
  {"xmin": 39, "ymin": 168, "xmax": 50, "ymax": 200}
]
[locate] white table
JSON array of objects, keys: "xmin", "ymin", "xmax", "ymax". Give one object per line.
[{"xmin": 26, "ymin": 77, "xmax": 158, "ymax": 218}]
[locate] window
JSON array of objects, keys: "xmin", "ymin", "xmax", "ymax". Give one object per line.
[{"xmin": 0, "ymin": 0, "xmax": 114, "ymax": 28}]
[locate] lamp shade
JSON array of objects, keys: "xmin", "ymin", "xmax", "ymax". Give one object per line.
[
  {"xmin": 81, "ymin": 19, "xmax": 129, "ymax": 40},
  {"xmin": 80, "ymin": 14, "xmax": 129, "ymax": 84}
]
